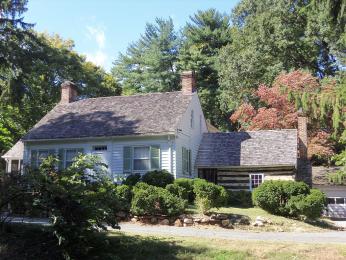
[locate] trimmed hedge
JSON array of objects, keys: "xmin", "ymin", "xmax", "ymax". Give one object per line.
[
  {"xmin": 122, "ymin": 173, "xmax": 141, "ymax": 186},
  {"xmin": 142, "ymin": 170, "xmax": 174, "ymax": 188},
  {"xmin": 131, "ymin": 183, "xmax": 186, "ymax": 216},
  {"xmin": 115, "ymin": 184, "xmax": 132, "ymax": 211},
  {"xmin": 166, "ymin": 183, "xmax": 189, "ymax": 201},
  {"xmin": 193, "ymin": 179, "xmax": 228, "ymax": 213},
  {"xmin": 252, "ymin": 180, "xmax": 326, "ymax": 219},
  {"xmin": 174, "ymin": 178, "xmax": 195, "ymax": 202}
]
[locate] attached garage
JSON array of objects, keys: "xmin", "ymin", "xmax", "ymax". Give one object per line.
[{"xmin": 196, "ymin": 130, "xmax": 299, "ymax": 191}]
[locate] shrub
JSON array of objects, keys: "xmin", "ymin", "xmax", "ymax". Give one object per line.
[
  {"xmin": 115, "ymin": 184, "xmax": 132, "ymax": 212},
  {"xmin": 131, "ymin": 183, "xmax": 186, "ymax": 216},
  {"xmin": 122, "ymin": 173, "xmax": 141, "ymax": 186},
  {"xmin": 288, "ymin": 189, "xmax": 326, "ymax": 219},
  {"xmin": 142, "ymin": 170, "xmax": 174, "ymax": 188},
  {"xmin": 227, "ymin": 190, "xmax": 252, "ymax": 207},
  {"xmin": 174, "ymin": 178, "xmax": 195, "ymax": 202},
  {"xmin": 252, "ymin": 180, "xmax": 310, "ymax": 216},
  {"xmin": 26, "ymin": 155, "xmax": 121, "ymax": 259},
  {"xmin": 193, "ymin": 179, "xmax": 228, "ymax": 213},
  {"xmin": 166, "ymin": 183, "xmax": 189, "ymax": 201}
]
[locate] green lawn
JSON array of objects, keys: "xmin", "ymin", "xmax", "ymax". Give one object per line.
[
  {"xmin": 185, "ymin": 205, "xmax": 337, "ymax": 232},
  {"xmin": 107, "ymin": 232, "xmax": 346, "ymax": 260},
  {"xmin": 1, "ymin": 223, "xmax": 345, "ymax": 259}
]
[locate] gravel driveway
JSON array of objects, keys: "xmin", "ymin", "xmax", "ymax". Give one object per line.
[{"xmin": 118, "ymin": 223, "xmax": 346, "ymax": 244}]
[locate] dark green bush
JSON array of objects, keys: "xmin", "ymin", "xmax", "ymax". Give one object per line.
[
  {"xmin": 253, "ymin": 180, "xmax": 325, "ymax": 219},
  {"xmin": 116, "ymin": 184, "xmax": 132, "ymax": 212},
  {"xmin": 142, "ymin": 170, "xmax": 174, "ymax": 188},
  {"xmin": 252, "ymin": 180, "xmax": 310, "ymax": 216},
  {"xmin": 131, "ymin": 183, "xmax": 186, "ymax": 216},
  {"xmin": 193, "ymin": 179, "xmax": 228, "ymax": 213},
  {"xmin": 288, "ymin": 189, "xmax": 326, "ymax": 219},
  {"xmin": 227, "ymin": 190, "xmax": 252, "ymax": 207},
  {"xmin": 166, "ymin": 183, "xmax": 189, "ymax": 201},
  {"xmin": 174, "ymin": 178, "xmax": 195, "ymax": 202},
  {"xmin": 122, "ymin": 173, "xmax": 141, "ymax": 186}
]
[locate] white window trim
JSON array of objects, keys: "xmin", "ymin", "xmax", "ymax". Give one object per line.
[{"xmin": 249, "ymin": 173, "xmax": 264, "ymax": 191}]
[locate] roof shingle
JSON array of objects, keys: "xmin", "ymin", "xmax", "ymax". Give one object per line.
[
  {"xmin": 23, "ymin": 91, "xmax": 192, "ymax": 140},
  {"xmin": 196, "ymin": 130, "xmax": 297, "ymax": 167}
]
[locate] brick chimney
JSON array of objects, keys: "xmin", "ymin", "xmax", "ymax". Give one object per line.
[
  {"xmin": 181, "ymin": 71, "xmax": 196, "ymax": 94},
  {"xmin": 60, "ymin": 81, "xmax": 78, "ymax": 104},
  {"xmin": 296, "ymin": 112, "xmax": 312, "ymax": 185}
]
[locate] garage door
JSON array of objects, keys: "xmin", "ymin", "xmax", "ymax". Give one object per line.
[{"xmin": 326, "ymin": 198, "xmax": 346, "ymax": 219}]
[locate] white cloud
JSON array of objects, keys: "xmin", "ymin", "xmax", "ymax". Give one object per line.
[
  {"xmin": 86, "ymin": 26, "xmax": 105, "ymax": 49},
  {"xmin": 85, "ymin": 25, "xmax": 108, "ymax": 68},
  {"xmin": 85, "ymin": 51, "xmax": 107, "ymax": 68}
]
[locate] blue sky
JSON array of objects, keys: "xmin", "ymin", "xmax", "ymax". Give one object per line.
[{"xmin": 26, "ymin": 0, "xmax": 239, "ymax": 71}]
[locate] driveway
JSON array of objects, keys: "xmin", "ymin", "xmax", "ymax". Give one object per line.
[{"xmin": 117, "ymin": 223, "xmax": 346, "ymax": 244}]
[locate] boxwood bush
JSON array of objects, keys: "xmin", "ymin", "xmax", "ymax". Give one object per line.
[
  {"xmin": 166, "ymin": 183, "xmax": 189, "ymax": 201},
  {"xmin": 122, "ymin": 173, "xmax": 141, "ymax": 186},
  {"xmin": 193, "ymin": 179, "xmax": 228, "ymax": 213},
  {"xmin": 227, "ymin": 190, "xmax": 252, "ymax": 208},
  {"xmin": 141, "ymin": 170, "xmax": 174, "ymax": 188},
  {"xmin": 115, "ymin": 184, "xmax": 132, "ymax": 212},
  {"xmin": 174, "ymin": 178, "xmax": 195, "ymax": 202},
  {"xmin": 252, "ymin": 180, "xmax": 326, "ymax": 219},
  {"xmin": 131, "ymin": 183, "xmax": 186, "ymax": 216}
]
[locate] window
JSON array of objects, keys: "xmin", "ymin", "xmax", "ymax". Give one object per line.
[
  {"xmin": 190, "ymin": 110, "xmax": 194, "ymax": 128},
  {"xmin": 11, "ymin": 160, "xmax": 19, "ymax": 172},
  {"xmin": 123, "ymin": 146, "xmax": 160, "ymax": 173},
  {"xmin": 31, "ymin": 149, "xmax": 55, "ymax": 168},
  {"xmin": 328, "ymin": 198, "xmax": 346, "ymax": 205},
  {"xmin": 57, "ymin": 148, "xmax": 84, "ymax": 169},
  {"xmin": 93, "ymin": 145, "xmax": 107, "ymax": 151},
  {"xmin": 249, "ymin": 174, "xmax": 264, "ymax": 190},
  {"xmin": 182, "ymin": 147, "xmax": 191, "ymax": 175}
]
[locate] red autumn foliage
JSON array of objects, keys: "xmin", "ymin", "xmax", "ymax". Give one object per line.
[{"xmin": 230, "ymin": 70, "xmax": 335, "ymax": 159}]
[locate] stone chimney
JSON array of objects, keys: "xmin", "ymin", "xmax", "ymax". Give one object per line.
[
  {"xmin": 60, "ymin": 81, "xmax": 78, "ymax": 104},
  {"xmin": 181, "ymin": 71, "xmax": 196, "ymax": 94},
  {"xmin": 296, "ymin": 113, "xmax": 312, "ymax": 185}
]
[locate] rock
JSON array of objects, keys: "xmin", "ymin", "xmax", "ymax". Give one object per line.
[
  {"xmin": 183, "ymin": 218, "xmax": 193, "ymax": 224},
  {"xmin": 221, "ymin": 219, "xmax": 230, "ymax": 227},
  {"xmin": 116, "ymin": 211, "xmax": 127, "ymax": 218},
  {"xmin": 193, "ymin": 218, "xmax": 202, "ymax": 223},
  {"xmin": 150, "ymin": 217, "xmax": 158, "ymax": 224},
  {"xmin": 174, "ymin": 219, "xmax": 183, "ymax": 227},
  {"xmin": 210, "ymin": 214, "xmax": 217, "ymax": 220},
  {"xmin": 252, "ymin": 221, "xmax": 264, "ymax": 227},
  {"xmin": 178, "ymin": 214, "xmax": 186, "ymax": 219},
  {"xmin": 227, "ymin": 223, "xmax": 234, "ymax": 229},
  {"xmin": 159, "ymin": 219, "xmax": 170, "ymax": 225},
  {"xmin": 200, "ymin": 217, "xmax": 210, "ymax": 224},
  {"xmin": 216, "ymin": 213, "xmax": 228, "ymax": 220},
  {"xmin": 256, "ymin": 216, "xmax": 267, "ymax": 223},
  {"xmin": 131, "ymin": 217, "xmax": 138, "ymax": 222}
]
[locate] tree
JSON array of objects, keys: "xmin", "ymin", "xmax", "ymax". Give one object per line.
[
  {"xmin": 112, "ymin": 18, "xmax": 180, "ymax": 94},
  {"xmin": 230, "ymin": 70, "xmax": 336, "ymax": 161},
  {"xmin": 217, "ymin": 0, "xmax": 343, "ymax": 120},
  {"xmin": 178, "ymin": 9, "xmax": 232, "ymax": 129}
]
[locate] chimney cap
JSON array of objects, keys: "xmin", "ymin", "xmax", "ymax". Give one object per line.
[{"xmin": 61, "ymin": 80, "xmax": 77, "ymax": 89}]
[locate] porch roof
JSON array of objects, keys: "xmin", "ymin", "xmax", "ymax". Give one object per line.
[{"xmin": 2, "ymin": 140, "xmax": 24, "ymax": 159}]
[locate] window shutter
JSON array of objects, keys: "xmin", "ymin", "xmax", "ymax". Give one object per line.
[
  {"xmin": 58, "ymin": 149, "xmax": 65, "ymax": 170},
  {"xmin": 150, "ymin": 146, "xmax": 160, "ymax": 170},
  {"xmin": 30, "ymin": 150, "xmax": 37, "ymax": 168},
  {"xmin": 123, "ymin": 147, "xmax": 132, "ymax": 173}
]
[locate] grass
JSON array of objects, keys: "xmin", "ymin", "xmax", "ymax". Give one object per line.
[
  {"xmin": 185, "ymin": 205, "xmax": 338, "ymax": 232},
  {"xmin": 107, "ymin": 232, "xmax": 346, "ymax": 260},
  {"xmin": 1, "ymin": 223, "xmax": 345, "ymax": 259}
]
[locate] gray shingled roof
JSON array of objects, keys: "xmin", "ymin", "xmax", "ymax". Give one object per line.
[
  {"xmin": 23, "ymin": 92, "xmax": 192, "ymax": 140},
  {"xmin": 196, "ymin": 130, "xmax": 297, "ymax": 167},
  {"xmin": 2, "ymin": 140, "xmax": 24, "ymax": 159}
]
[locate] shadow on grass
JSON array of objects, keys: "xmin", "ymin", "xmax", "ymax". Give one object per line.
[
  {"xmin": 305, "ymin": 219, "xmax": 340, "ymax": 230},
  {"xmin": 0, "ymin": 223, "xmax": 250, "ymax": 260}
]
